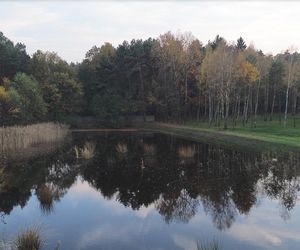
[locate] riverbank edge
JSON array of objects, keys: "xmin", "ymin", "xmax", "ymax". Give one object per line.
[{"xmin": 140, "ymin": 122, "xmax": 300, "ymax": 153}]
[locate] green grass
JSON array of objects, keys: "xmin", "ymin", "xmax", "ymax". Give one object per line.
[
  {"xmin": 186, "ymin": 115, "xmax": 300, "ymax": 148},
  {"xmin": 144, "ymin": 114, "xmax": 300, "ymax": 152}
]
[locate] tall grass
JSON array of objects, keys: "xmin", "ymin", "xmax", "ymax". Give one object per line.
[
  {"xmin": 178, "ymin": 145, "xmax": 195, "ymax": 159},
  {"xmin": 0, "ymin": 123, "xmax": 69, "ymax": 155},
  {"xmin": 115, "ymin": 142, "xmax": 128, "ymax": 155},
  {"xmin": 0, "ymin": 239, "xmax": 11, "ymax": 250},
  {"xmin": 74, "ymin": 141, "xmax": 96, "ymax": 160},
  {"xmin": 36, "ymin": 184, "xmax": 59, "ymax": 215},
  {"xmin": 14, "ymin": 226, "xmax": 43, "ymax": 250},
  {"xmin": 143, "ymin": 143, "xmax": 156, "ymax": 156},
  {"xmin": 197, "ymin": 239, "xmax": 220, "ymax": 250}
]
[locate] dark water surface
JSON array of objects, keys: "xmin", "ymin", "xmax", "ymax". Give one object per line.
[{"xmin": 1, "ymin": 131, "xmax": 300, "ymax": 250}]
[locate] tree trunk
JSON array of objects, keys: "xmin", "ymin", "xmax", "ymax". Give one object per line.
[
  {"xmin": 264, "ymin": 79, "xmax": 269, "ymax": 121},
  {"xmin": 209, "ymin": 90, "xmax": 213, "ymax": 127},
  {"xmin": 224, "ymin": 91, "xmax": 229, "ymax": 130},
  {"xmin": 278, "ymin": 91, "xmax": 282, "ymax": 124},
  {"xmin": 237, "ymin": 90, "xmax": 241, "ymax": 125},
  {"xmin": 270, "ymin": 84, "xmax": 276, "ymax": 121},
  {"xmin": 197, "ymin": 93, "xmax": 201, "ymax": 122},
  {"xmin": 243, "ymin": 85, "xmax": 251, "ymax": 126},
  {"xmin": 284, "ymin": 54, "xmax": 293, "ymax": 127},
  {"xmin": 284, "ymin": 85, "xmax": 290, "ymax": 127},
  {"xmin": 292, "ymin": 89, "xmax": 297, "ymax": 128},
  {"xmin": 138, "ymin": 64, "xmax": 146, "ymax": 122},
  {"xmin": 184, "ymin": 70, "xmax": 188, "ymax": 121},
  {"xmin": 254, "ymin": 77, "xmax": 261, "ymax": 127}
]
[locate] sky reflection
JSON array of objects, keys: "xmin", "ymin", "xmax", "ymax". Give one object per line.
[{"xmin": 0, "ymin": 132, "xmax": 300, "ymax": 249}]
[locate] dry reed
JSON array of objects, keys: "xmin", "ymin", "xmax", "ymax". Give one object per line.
[
  {"xmin": 115, "ymin": 142, "xmax": 128, "ymax": 155},
  {"xmin": 74, "ymin": 141, "xmax": 96, "ymax": 159},
  {"xmin": 197, "ymin": 239, "xmax": 220, "ymax": 250},
  {"xmin": 143, "ymin": 143, "xmax": 156, "ymax": 156},
  {"xmin": 14, "ymin": 226, "xmax": 43, "ymax": 250},
  {"xmin": 178, "ymin": 145, "xmax": 196, "ymax": 159},
  {"xmin": 36, "ymin": 185, "xmax": 58, "ymax": 215},
  {"xmin": 0, "ymin": 123, "xmax": 69, "ymax": 156}
]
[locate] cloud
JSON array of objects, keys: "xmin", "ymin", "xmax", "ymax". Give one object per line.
[
  {"xmin": 67, "ymin": 179, "xmax": 157, "ymax": 219},
  {"xmin": 0, "ymin": 3, "xmax": 61, "ymax": 34},
  {"xmin": 78, "ymin": 224, "xmax": 132, "ymax": 249},
  {"xmin": 227, "ymin": 207, "xmax": 300, "ymax": 249},
  {"xmin": 229, "ymin": 224, "xmax": 282, "ymax": 247},
  {"xmin": 172, "ymin": 234, "xmax": 198, "ymax": 250},
  {"xmin": 1, "ymin": 1, "xmax": 300, "ymax": 62},
  {"xmin": 136, "ymin": 204, "xmax": 155, "ymax": 218}
]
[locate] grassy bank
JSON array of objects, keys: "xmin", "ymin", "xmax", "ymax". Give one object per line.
[
  {"xmin": 145, "ymin": 117, "xmax": 300, "ymax": 152},
  {"xmin": 189, "ymin": 116, "xmax": 300, "ymax": 147}
]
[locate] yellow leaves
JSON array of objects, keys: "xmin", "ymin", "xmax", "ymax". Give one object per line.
[
  {"xmin": 2, "ymin": 77, "xmax": 11, "ymax": 89},
  {"xmin": 240, "ymin": 61, "xmax": 259, "ymax": 83},
  {"xmin": 200, "ymin": 48, "xmax": 216, "ymax": 81},
  {"xmin": 147, "ymin": 94, "xmax": 158, "ymax": 105},
  {"xmin": 0, "ymin": 86, "xmax": 10, "ymax": 103},
  {"xmin": 8, "ymin": 107, "xmax": 20, "ymax": 116},
  {"xmin": 0, "ymin": 86, "xmax": 19, "ymax": 116},
  {"xmin": 290, "ymin": 59, "xmax": 300, "ymax": 85}
]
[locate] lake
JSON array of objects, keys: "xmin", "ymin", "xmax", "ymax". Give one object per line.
[{"xmin": 0, "ymin": 131, "xmax": 300, "ymax": 250}]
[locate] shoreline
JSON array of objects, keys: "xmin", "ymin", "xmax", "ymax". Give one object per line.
[
  {"xmin": 142, "ymin": 122, "xmax": 300, "ymax": 153},
  {"xmin": 70, "ymin": 122, "xmax": 300, "ymax": 153}
]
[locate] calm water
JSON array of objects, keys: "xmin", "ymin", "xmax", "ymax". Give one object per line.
[{"xmin": 1, "ymin": 131, "xmax": 300, "ymax": 250}]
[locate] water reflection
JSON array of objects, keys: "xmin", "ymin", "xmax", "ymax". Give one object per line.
[{"xmin": 0, "ymin": 132, "xmax": 300, "ymax": 235}]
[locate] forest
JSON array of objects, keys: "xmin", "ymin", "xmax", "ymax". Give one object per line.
[{"xmin": 1, "ymin": 31, "xmax": 299, "ymax": 128}]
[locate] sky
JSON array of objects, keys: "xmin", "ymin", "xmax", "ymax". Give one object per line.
[{"xmin": 0, "ymin": 1, "xmax": 300, "ymax": 63}]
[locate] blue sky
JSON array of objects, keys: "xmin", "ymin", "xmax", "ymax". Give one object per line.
[{"xmin": 1, "ymin": 1, "xmax": 300, "ymax": 62}]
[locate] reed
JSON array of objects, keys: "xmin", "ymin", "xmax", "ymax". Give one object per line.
[
  {"xmin": 0, "ymin": 123, "xmax": 69, "ymax": 156},
  {"xmin": 115, "ymin": 142, "xmax": 128, "ymax": 155},
  {"xmin": 80, "ymin": 141, "xmax": 96, "ymax": 159},
  {"xmin": 197, "ymin": 239, "xmax": 220, "ymax": 250},
  {"xmin": 36, "ymin": 185, "xmax": 58, "ymax": 215},
  {"xmin": 74, "ymin": 141, "xmax": 96, "ymax": 159},
  {"xmin": 143, "ymin": 143, "xmax": 156, "ymax": 156},
  {"xmin": 178, "ymin": 145, "xmax": 195, "ymax": 159},
  {"xmin": 0, "ymin": 239, "xmax": 11, "ymax": 250},
  {"xmin": 14, "ymin": 226, "xmax": 43, "ymax": 250}
]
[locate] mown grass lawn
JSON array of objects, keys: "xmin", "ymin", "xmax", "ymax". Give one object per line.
[{"xmin": 185, "ymin": 114, "xmax": 300, "ymax": 148}]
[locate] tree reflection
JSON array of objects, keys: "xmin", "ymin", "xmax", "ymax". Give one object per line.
[
  {"xmin": 201, "ymin": 192, "xmax": 237, "ymax": 230},
  {"xmin": 262, "ymin": 152, "xmax": 300, "ymax": 220},
  {"xmin": 1, "ymin": 132, "xmax": 300, "ymax": 231},
  {"xmin": 156, "ymin": 189, "xmax": 199, "ymax": 223},
  {"xmin": 0, "ymin": 144, "xmax": 75, "ymax": 217},
  {"xmin": 81, "ymin": 133, "xmax": 300, "ymax": 229}
]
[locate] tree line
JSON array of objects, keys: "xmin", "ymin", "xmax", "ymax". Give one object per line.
[{"xmin": 1, "ymin": 31, "xmax": 300, "ymax": 127}]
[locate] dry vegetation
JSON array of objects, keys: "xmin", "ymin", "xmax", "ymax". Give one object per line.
[
  {"xmin": 178, "ymin": 145, "xmax": 196, "ymax": 159},
  {"xmin": 0, "ymin": 123, "xmax": 69, "ymax": 155},
  {"xmin": 36, "ymin": 184, "xmax": 62, "ymax": 215},
  {"xmin": 74, "ymin": 141, "xmax": 96, "ymax": 159},
  {"xmin": 143, "ymin": 143, "xmax": 156, "ymax": 156},
  {"xmin": 115, "ymin": 142, "xmax": 128, "ymax": 155},
  {"xmin": 14, "ymin": 227, "xmax": 42, "ymax": 250},
  {"xmin": 197, "ymin": 239, "xmax": 220, "ymax": 250}
]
